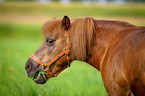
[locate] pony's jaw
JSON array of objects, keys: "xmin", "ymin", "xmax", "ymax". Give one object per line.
[{"xmin": 34, "ymin": 72, "xmax": 49, "ymax": 84}]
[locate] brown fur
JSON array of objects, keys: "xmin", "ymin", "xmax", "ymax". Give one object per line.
[{"xmin": 42, "ymin": 19, "xmax": 62, "ymax": 39}]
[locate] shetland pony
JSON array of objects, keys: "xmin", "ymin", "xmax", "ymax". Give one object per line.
[{"xmin": 25, "ymin": 16, "xmax": 145, "ymax": 96}]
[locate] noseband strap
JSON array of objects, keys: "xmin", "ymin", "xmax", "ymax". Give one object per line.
[{"xmin": 30, "ymin": 43, "xmax": 70, "ymax": 77}]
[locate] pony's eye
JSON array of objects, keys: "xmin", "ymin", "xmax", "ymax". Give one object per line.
[{"xmin": 46, "ymin": 37, "xmax": 55, "ymax": 46}]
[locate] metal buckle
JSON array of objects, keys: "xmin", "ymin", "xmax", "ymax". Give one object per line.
[
  {"xmin": 63, "ymin": 47, "xmax": 66, "ymax": 51},
  {"xmin": 42, "ymin": 64, "xmax": 48, "ymax": 71}
]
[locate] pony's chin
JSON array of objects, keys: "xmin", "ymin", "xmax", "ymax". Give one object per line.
[{"xmin": 34, "ymin": 74, "xmax": 47, "ymax": 84}]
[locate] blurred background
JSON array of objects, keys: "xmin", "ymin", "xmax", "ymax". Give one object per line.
[{"xmin": 0, "ymin": 0, "xmax": 145, "ymax": 96}]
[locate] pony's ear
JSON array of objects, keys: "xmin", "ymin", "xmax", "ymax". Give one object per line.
[{"xmin": 62, "ymin": 15, "xmax": 70, "ymax": 31}]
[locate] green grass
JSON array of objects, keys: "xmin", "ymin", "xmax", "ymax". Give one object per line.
[
  {"xmin": 0, "ymin": 37, "xmax": 107, "ymax": 96},
  {"xmin": 0, "ymin": 23, "xmax": 43, "ymax": 39}
]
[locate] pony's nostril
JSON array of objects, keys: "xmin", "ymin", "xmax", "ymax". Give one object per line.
[{"xmin": 25, "ymin": 63, "xmax": 31, "ymax": 72}]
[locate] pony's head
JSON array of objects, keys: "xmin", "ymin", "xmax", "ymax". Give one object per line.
[
  {"xmin": 25, "ymin": 16, "xmax": 71, "ymax": 84},
  {"xmin": 25, "ymin": 15, "xmax": 96, "ymax": 84}
]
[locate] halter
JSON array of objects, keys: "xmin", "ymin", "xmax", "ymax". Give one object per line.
[{"xmin": 30, "ymin": 42, "xmax": 70, "ymax": 77}]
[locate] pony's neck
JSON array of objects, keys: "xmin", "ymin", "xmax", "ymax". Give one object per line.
[
  {"xmin": 70, "ymin": 19, "xmax": 134, "ymax": 71},
  {"xmin": 87, "ymin": 20, "xmax": 134, "ymax": 71}
]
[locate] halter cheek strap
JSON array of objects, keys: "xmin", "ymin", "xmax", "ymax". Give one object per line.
[{"xmin": 30, "ymin": 43, "xmax": 70, "ymax": 77}]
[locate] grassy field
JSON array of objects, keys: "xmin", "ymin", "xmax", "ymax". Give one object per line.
[
  {"xmin": 0, "ymin": 2, "xmax": 145, "ymax": 17},
  {"xmin": 0, "ymin": 37, "xmax": 107, "ymax": 96},
  {"xmin": 0, "ymin": 2, "xmax": 145, "ymax": 96}
]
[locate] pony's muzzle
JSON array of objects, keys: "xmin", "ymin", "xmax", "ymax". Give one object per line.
[{"xmin": 25, "ymin": 58, "xmax": 39, "ymax": 77}]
